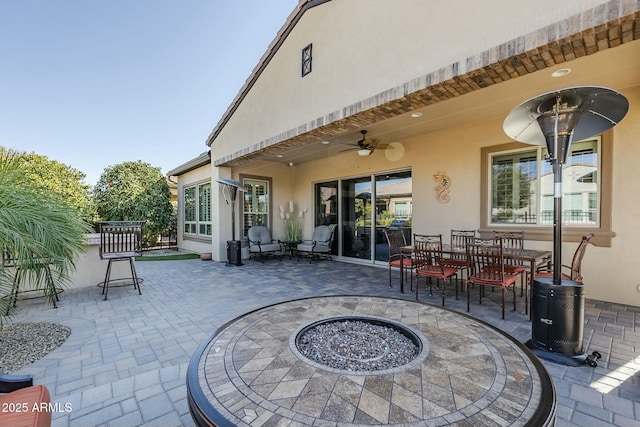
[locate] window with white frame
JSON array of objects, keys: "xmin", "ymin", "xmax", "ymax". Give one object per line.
[
  {"xmin": 183, "ymin": 182, "xmax": 211, "ymax": 237},
  {"xmin": 198, "ymin": 183, "xmax": 212, "ymax": 235},
  {"xmin": 242, "ymin": 177, "xmax": 270, "ymax": 237},
  {"xmin": 489, "ymin": 138, "xmax": 600, "ymax": 227}
]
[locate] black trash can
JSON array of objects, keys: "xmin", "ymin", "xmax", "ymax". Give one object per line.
[
  {"xmin": 527, "ymin": 277, "xmax": 587, "ymax": 365},
  {"xmin": 226, "ymin": 240, "xmax": 242, "ymax": 266}
]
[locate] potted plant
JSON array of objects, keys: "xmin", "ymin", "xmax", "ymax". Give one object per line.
[{"xmin": 280, "ymin": 201, "xmax": 307, "ymax": 241}]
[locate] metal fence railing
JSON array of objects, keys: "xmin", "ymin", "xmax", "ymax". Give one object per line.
[{"xmin": 492, "ymin": 210, "xmax": 597, "ymax": 225}]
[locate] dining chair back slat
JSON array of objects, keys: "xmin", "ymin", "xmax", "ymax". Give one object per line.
[
  {"xmin": 443, "ymin": 230, "xmax": 476, "ymax": 294},
  {"xmin": 536, "ymin": 233, "xmax": 595, "ymax": 282},
  {"xmin": 493, "ymin": 231, "xmax": 524, "ymax": 250},
  {"xmin": 568, "ymin": 233, "xmax": 594, "ymax": 281},
  {"xmin": 414, "ymin": 234, "xmax": 459, "ymax": 305},
  {"xmin": 466, "ymin": 238, "xmax": 519, "ymax": 319},
  {"xmin": 383, "ymin": 229, "xmax": 413, "ymax": 289},
  {"xmin": 450, "ymin": 230, "xmax": 476, "ymax": 250},
  {"xmin": 385, "ymin": 229, "xmax": 406, "ymax": 259},
  {"xmin": 413, "ymin": 234, "xmax": 442, "ymax": 269},
  {"xmin": 493, "ymin": 231, "xmax": 528, "ymax": 297},
  {"xmin": 446, "ymin": 230, "xmax": 476, "ymax": 263}
]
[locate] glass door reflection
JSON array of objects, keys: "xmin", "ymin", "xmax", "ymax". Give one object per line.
[
  {"xmin": 374, "ymin": 171, "xmax": 412, "ymax": 261},
  {"xmin": 342, "ymin": 177, "xmax": 372, "ymax": 260},
  {"xmin": 315, "ymin": 181, "xmax": 338, "ymax": 255}
]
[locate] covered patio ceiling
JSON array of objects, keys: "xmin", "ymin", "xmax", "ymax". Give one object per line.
[{"xmin": 215, "ymin": 19, "xmax": 640, "ymax": 168}]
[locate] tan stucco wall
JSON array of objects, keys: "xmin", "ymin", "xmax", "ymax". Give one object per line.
[
  {"xmin": 592, "ymin": 84, "xmax": 640, "ymax": 305},
  {"xmin": 212, "ymin": 0, "xmax": 610, "ymax": 163}
]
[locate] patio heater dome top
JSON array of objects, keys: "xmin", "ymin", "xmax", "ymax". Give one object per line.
[
  {"xmin": 216, "ymin": 178, "xmax": 246, "ymax": 245},
  {"xmin": 215, "ymin": 178, "xmax": 246, "ymax": 191},
  {"xmin": 503, "ymin": 86, "xmax": 629, "ymax": 147}
]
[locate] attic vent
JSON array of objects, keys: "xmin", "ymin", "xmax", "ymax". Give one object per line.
[{"xmin": 301, "ymin": 43, "xmax": 312, "ymax": 77}]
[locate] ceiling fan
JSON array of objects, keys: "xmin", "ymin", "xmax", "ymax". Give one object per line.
[{"xmin": 342, "ymin": 130, "xmax": 388, "ymax": 156}]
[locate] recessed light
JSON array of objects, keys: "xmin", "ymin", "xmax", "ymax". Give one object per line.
[
  {"xmin": 276, "ymin": 154, "xmax": 283, "ymax": 158},
  {"xmin": 321, "ymin": 140, "xmax": 330, "ymax": 145},
  {"xmin": 551, "ymin": 68, "xmax": 571, "ymax": 77},
  {"xmin": 410, "ymin": 111, "xmax": 423, "ymax": 118}
]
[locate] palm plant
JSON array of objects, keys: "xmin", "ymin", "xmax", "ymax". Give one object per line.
[{"xmin": 0, "ymin": 151, "xmax": 90, "ymax": 320}]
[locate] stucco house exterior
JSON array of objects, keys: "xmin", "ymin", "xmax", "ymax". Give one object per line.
[{"xmin": 169, "ymin": 0, "xmax": 640, "ymax": 306}]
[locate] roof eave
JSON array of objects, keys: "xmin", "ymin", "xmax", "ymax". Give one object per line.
[{"xmin": 167, "ymin": 151, "xmax": 211, "ymax": 176}]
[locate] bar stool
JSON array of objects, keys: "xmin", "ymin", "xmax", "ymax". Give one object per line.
[{"xmin": 97, "ymin": 221, "xmax": 144, "ymax": 300}]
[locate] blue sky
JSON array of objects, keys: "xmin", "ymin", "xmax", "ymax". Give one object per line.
[{"xmin": 0, "ymin": 0, "xmax": 299, "ymax": 185}]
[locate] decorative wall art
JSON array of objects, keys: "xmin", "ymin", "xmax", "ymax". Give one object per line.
[{"xmin": 434, "ymin": 170, "xmax": 451, "ymax": 204}]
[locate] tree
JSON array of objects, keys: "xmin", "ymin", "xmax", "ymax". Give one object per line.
[
  {"xmin": 0, "ymin": 150, "xmax": 91, "ymax": 319},
  {"xmin": 0, "ymin": 147, "xmax": 96, "ymax": 226},
  {"xmin": 93, "ymin": 161, "xmax": 172, "ymax": 246}
]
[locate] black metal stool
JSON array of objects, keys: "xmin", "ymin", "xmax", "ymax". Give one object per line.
[
  {"xmin": 2, "ymin": 252, "xmax": 62, "ymax": 313},
  {"xmin": 97, "ymin": 221, "xmax": 144, "ymax": 300}
]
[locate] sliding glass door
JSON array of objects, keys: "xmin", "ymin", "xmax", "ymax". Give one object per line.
[
  {"xmin": 342, "ymin": 177, "xmax": 372, "ymax": 260},
  {"xmin": 315, "ymin": 170, "xmax": 411, "ymax": 262},
  {"xmin": 374, "ymin": 171, "xmax": 412, "ymax": 261}
]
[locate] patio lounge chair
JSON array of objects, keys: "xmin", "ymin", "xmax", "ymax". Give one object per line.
[
  {"xmin": 247, "ymin": 226, "xmax": 283, "ymax": 262},
  {"xmin": 297, "ymin": 225, "xmax": 335, "ymax": 262}
]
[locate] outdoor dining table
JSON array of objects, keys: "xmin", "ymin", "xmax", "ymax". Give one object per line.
[{"xmin": 399, "ymin": 243, "xmax": 552, "ymax": 316}]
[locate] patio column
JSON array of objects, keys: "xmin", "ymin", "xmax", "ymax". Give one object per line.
[{"xmin": 211, "ymin": 166, "xmax": 234, "ymax": 262}]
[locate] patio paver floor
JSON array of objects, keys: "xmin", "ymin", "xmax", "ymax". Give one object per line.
[{"xmin": 8, "ymin": 258, "xmax": 639, "ymax": 426}]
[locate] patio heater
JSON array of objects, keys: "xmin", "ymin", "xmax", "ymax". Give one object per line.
[
  {"xmin": 216, "ymin": 178, "xmax": 246, "ymax": 266},
  {"xmin": 503, "ymin": 86, "xmax": 628, "ymax": 366}
]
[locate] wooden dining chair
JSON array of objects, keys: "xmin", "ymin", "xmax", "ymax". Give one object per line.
[
  {"xmin": 536, "ymin": 233, "xmax": 595, "ymax": 282},
  {"xmin": 413, "ymin": 234, "xmax": 459, "ymax": 305},
  {"xmin": 493, "ymin": 231, "xmax": 528, "ymax": 296},
  {"xmin": 383, "ymin": 229, "xmax": 414, "ymax": 290},
  {"xmin": 466, "ymin": 239, "xmax": 519, "ymax": 319}
]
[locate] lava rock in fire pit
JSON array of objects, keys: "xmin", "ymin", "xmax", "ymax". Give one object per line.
[{"xmin": 296, "ymin": 318, "xmax": 419, "ymax": 371}]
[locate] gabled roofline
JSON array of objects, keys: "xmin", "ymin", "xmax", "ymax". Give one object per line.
[
  {"xmin": 167, "ymin": 151, "xmax": 211, "ymax": 176},
  {"xmin": 205, "ymin": 0, "xmax": 330, "ymax": 147}
]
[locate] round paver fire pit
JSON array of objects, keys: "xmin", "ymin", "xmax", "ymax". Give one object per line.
[{"xmin": 187, "ymin": 296, "xmax": 556, "ymax": 426}]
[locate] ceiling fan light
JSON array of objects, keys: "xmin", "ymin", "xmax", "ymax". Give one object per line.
[{"xmin": 357, "ymin": 148, "xmax": 371, "ymax": 157}]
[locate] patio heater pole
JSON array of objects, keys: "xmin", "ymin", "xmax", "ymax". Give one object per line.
[
  {"xmin": 552, "ymin": 137, "xmax": 562, "ymax": 284},
  {"xmin": 504, "ymin": 86, "xmax": 628, "ymax": 366},
  {"xmin": 229, "ymin": 186, "xmax": 238, "ymax": 241},
  {"xmin": 216, "ymin": 178, "xmax": 246, "ymax": 266},
  {"xmin": 538, "ymin": 93, "xmax": 581, "ymax": 284}
]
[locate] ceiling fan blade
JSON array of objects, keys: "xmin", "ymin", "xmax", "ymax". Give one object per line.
[
  {"xmin": 339, "ymin": 146, "xmax": 358, "ymax": 153},
  {"xmin": 375, "ymin": 143, "xmax": 394, "ymax": 150}
]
